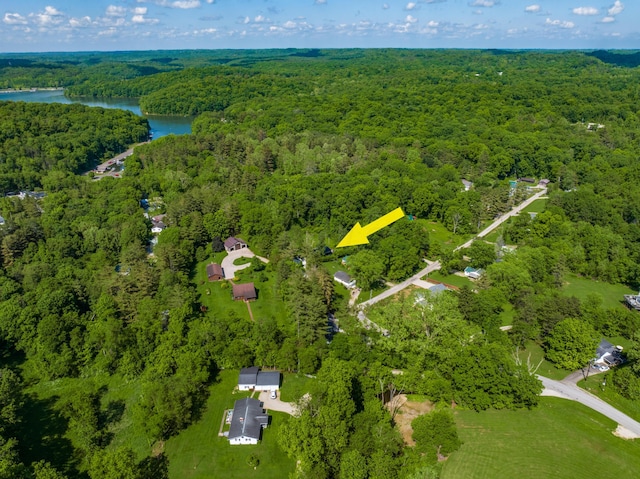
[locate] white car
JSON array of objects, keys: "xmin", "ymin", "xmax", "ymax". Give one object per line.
[
  {"xmin": 270, "ymin": 390, "xmax": 277, "ymax": 400},
  {"xmin": 598, "ymin": 364, "xmax": 610, "ymax": 372}
]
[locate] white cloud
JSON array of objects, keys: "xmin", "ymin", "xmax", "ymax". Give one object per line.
[
  {"xmin": 427, "ymin": 20, "xmax": 439, "ymax": 27},
  {"xmin": 572, "ymin": 7, "xmax": 598, "ymax": 15},
  {"xmin": 471, "ymin": 0, "xmax": 495, "ymax": 7},
  {"xmin": 315, "ymin": 0, "xmax": 327, "ymax": 4},
  {"xmin": 525, "ymin": 5, "xmax": 541, "ymax": 13},
  {"xmin": 3, "ymin": 13, "xmax": 28, "ymax": 25},
  {"xmin": 206, "ymin": 0, "xmax": 215, "ymax": 3},
  {"xmin": 405, "ymin": 14, "xmax": 418, "ymax": 23},
  {"xmin": 283, "ymin": 20, "xmax": 297, "ymax": 29},
  {"xmin": 405, "ymin": 2, "xmax": 417, "ymax": 10},
  {"xmin": 170, "ymin": 1, "xmax": 201, "ymax": 8},
  {"xmin": 44, "ymin": 6, "xmax": 63, "ymax": 16},
  {"xmin": 134, "ymin": 7, "xmax": 148, "ymax": 15},
  {"xmin": 608, "ymin": 1, "xmax": 624, "ymax": 16},
  {"xmin": 546, "ymin": 18, "xmax": 575, "ymax": 28},
  {"xmin": 106, "ymin": 5, "xmax": 127, "ymax": 17},
  {"xmin": 254, "ymin": 15, "xmax": 265, "ymax": 23},
  {"xmin": 69, "ymin": 16, "xmax": 92, "ymax": 28},
  {"xmin": 601, "ymin": 16, "xmax": 615, "ymax": 22},
  {"xmin": 383, "ymin": 3, "xmax": 390, "ymax": 9},
  {"xmin": 132, "ymin": 15, "xmax": 146, "ymax": 23}
]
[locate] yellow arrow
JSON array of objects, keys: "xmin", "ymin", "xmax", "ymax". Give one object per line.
[{"xmin": 336, "ymin": 207, "xmax": 406, "ymax": 248}]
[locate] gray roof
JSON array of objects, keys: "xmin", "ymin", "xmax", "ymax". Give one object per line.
[
  {"xmin": 256, "ymin": 371, "xmax": 280, "ymax": 388},
  {"xmin": 596, "ymin": 339, "xmax": 615, "ymax": 358},
  {"xmin": 238, "ymin": 366, "xmax": 259, "ymax": 386},
  {"xmin": 334, "ymin": 271, "xmax": 353, "ymax": 283},
  {"xmin": 228, "ymin": 397, "xmax": 269, "ymax": 441},
  {"xmin": 429, "ymin": 283, "xmax": 447, "ymax": 294}
]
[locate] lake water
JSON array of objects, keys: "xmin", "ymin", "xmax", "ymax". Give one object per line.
[{"xmin": 0, "ymin": 89, "xmax": 192, "ymax": 139}]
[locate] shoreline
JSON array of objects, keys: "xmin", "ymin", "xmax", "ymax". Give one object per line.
[{"xmin": 0, "ymin": 87, "xmax": 64, "ymax": 94}]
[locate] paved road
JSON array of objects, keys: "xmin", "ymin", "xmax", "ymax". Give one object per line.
[{"xmin": 538, "ymin": 375, "xmax": 640, "ymax": 438}]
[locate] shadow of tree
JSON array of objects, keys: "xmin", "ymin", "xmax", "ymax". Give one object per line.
[
  {"xmin": 17, "ymin": 393, "xmax": 85, "ymax": 478},
  {"xmin": 139, "ymin": 452, "xmax": 169, "ymax": 479}
]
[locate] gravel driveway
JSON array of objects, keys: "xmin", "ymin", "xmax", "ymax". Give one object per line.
[
  {"xmin": 221, "ymin": 248, "xmax": 269, "ymax": 279},
  {"xmin": 258, "ymin": 391, "xmax": 297, "ymax": 416}
]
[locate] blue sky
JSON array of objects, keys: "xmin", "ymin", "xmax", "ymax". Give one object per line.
[{"xmin": 1, "ymin": 1, "xmax": 638, "ymax": 52}]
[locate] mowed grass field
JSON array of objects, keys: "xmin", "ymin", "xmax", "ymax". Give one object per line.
[
  {"xmin": 561, "ymin": 273, "xmax": 636, "ymax": 310},
  {"xmin": 442, "ymin": 397, "xmax": 640, "ymax": 479},
  {"xmin": 165, "ymin": 369, "xmax": 295, "ymax": 479}
]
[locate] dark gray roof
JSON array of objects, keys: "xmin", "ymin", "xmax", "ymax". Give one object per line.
[
  {"xmin": 334, "ymin": 271, "xmax": 352, "ymax": 283},
  {"xmin": 238, "ymin": 366, "xmax": 259, "ymax": 386},
  {"xmin": 596, "ymin": 339, "xmax": 615, "ymax": 358},
  {"xmin": 229, "ymin": 397, "xmax": 269, "ymax": 440},
  {"xmin": 256, "ymin": 371, "xmax": 280, "ymax": 388}
]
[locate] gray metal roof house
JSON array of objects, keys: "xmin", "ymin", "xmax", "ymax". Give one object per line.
[
  {"xmin": 228, "ymin": 397, "xmax": 269, "ymax": 445},
  {"xmin": 238, "ymin": 367, "xmax": 281, "ymax": 391}
]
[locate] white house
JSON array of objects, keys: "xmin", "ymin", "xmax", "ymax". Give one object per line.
[
  {"xmin": 237, "ymin": 367, "xmax": 280, "ymax": 392},
  {"xmin": 334, "ymin": 271, "xmax": 356, "ymax": 289},
  {"xmin": 228, "ymin": 397, "xmax": 269, "ymax": 445}
]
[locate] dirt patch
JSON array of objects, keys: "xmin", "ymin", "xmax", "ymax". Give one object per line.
[
  {"xmin": 152, "ymin": 440, "xmax": 165, "ymax": 457},
  {"xmin": 613, "ymin": 425, "xmax": 640, "ymax": 440},
  {"xmin": 387, "ymin": 394, "xmax": 434, "ymax": 446}
]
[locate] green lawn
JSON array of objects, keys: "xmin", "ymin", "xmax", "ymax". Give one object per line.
[
  {"xmin": 196, "ymin": 258, "xmax": 288, "ymax": 325},
  {"xmin": 165, "ymin": 370, "xmax": 295, "ymax": 479},
  {"xmin": 562, "ymin": 273, "xmax": 636, "ymax": 310},
  {"xmin": 427, "ymin": 271, "xmax": 474, "ymax": 290},
  {"xmin": 578, "ymin": 369, "xmax": 640, "ymax": 423},
  {"xmin": 516, "ymin": 341, "xmax": 570, "ymax": 380},
  {"xmin": 498, "ymin": 303, "xmax": 515, "ymax": 327},
  {"xmin": 520, "ymin": 198, "xmax": 548, "ymax": 214},
  {"xmin": 279, "ymin": 373, "xmax": 314, "ymax": 403},
  {"xmin": 442, "ymin": 397, "xmax": 640, "ymax": 479},
  {"xmin": 421, "ymin": 220, "xmax": 471, "ymax": 252}
]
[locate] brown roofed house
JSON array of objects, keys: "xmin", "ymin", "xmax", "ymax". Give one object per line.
[
  {"xmin": 224, "ymin": 236, "xmax": 248, "ymax": 252},
  {"xmin": 207, "ymin": 263, "xmax": 224, "ymax": 281},
  {"xmin": 233, "ymin": 283, "xmax": 257, "ymax": 301}
]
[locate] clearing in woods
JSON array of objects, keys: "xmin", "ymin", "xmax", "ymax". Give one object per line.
[{"xmin": 388, "ymin": 394, "xmax": 434, "ymax": 446}]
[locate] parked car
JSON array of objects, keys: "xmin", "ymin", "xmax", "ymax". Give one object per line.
[
  {"xmin": 270, "ymin": 390, "xmax": 277, "ymax": 400},
  {"xmin": 598, "ymin": 364, "xmax": 610, "ymax": 372}
]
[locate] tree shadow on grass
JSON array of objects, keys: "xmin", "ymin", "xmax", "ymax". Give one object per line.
[
  {"xmin": 139, "ymin": 452, "xmax": 169, "ymax": 479},
  {"xmin": 17, "ymin": 393, "xmax": 86, "ymax": 478}
]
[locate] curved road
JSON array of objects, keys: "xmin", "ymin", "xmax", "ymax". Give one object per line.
[{"xmin": 539, "ymin": 375, "xmax": 640, "ymax": 438}]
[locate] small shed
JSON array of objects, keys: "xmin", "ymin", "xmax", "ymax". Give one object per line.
[
  {"xmin": 232, "ymin": 283, "xmax": 257, "ymax": 301},
  {"xmin": 224, "ymin": 236, "xmax": 248, "ymax": 252},
  {"xmin": 206, "ymin": 263, "xmax": 224, "ymax": 281}
]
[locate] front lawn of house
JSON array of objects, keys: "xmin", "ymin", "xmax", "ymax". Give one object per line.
[
  {"xmin": 561, "ymin": 273, "xmax": 636, "ymax": 311},
  {"xmin": 165, "ymin": 369, "xmax": 294, "ymax": 479}
]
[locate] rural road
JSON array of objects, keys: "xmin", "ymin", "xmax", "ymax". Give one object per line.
[
  {"xmin": 538, "ymin": 375, "xmax": 640, "ymax": 438},
  {"xmin": 360, "ymin": 187, "xmax": 547, "ymax": 309}
]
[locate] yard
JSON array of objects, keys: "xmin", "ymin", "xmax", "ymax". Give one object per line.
[
  {"xmin": 578, "ymin": 368, "xmax": 640, "ymax": 423},
  {"xmin": 515, "ymin": 341, "xmax": 570, "ymax": 381},
  {"xmin": 442, "ymin": 397, "xmax": 640, "ymax": 479},
  {"xmin": 561, "ymin": 273, "xmax": 636, "ymax": 310},
  {"xmin": 420, "ymin": 219, "xmax": 472, "ymax": 252},
  {"xmin": 427, "ymin": 270, "xmax": 474, "ymax": 290},
  {"xmin": 165, "ymin": 370, "xmax": 294, "ymax": 478}
]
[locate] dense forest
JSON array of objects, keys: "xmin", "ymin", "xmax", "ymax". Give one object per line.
[{"xmin": 0, "ymin": 49, "xmax": 639, "ymax": 478}]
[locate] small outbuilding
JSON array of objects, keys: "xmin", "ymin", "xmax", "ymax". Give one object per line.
[
  {"xmin": 228, "ymin": 397, "xmax": 269, "ymax": 445},
  {"xmin": 464, "ymin": 266, "xmax": 484, "ymax": 280},
  {"xmin": 224, "ymin": 236, "xmax": 248, "ymax": 252},
  {"xmin": 232, "ymin": 283, "xmax": 257, "ymax": 301},
  {"xmin": 238, "ymin": 366, "xmax": 260, "ymax": 391},
  {"xmin": 334, "ymin": 271, "xmax": 356, "ymax": 289},
  {"xmin": 206, "ymin": 263, "xmax": 224, "ymax": 281}
]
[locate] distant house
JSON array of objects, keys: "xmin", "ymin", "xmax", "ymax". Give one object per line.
[
  {"xmin": 151, "ymin": 214, "xmax": 167, "ymax": 234},
  {"xmin": 463, "ymin": 266, "xmax": 484, "ymax": 280},
  {"xmin": 224, "ymin": 236, "xmax": 248, "ymax": 252},
  {"xmin": 595, "ymin": 339, "xmax": 624, "ymax": 367},
  {"xmin": 0, "ymin": 216, "xmax": 5, "ymax": 226},
  {"xmin": 623, "ymin": 293, "xmax": 640, "ymax": 312},
  {"xmin": 206, "ymin": 263, "xmax": 224, "ymax": 281},
  {"xmin": 238, "ymin": 367, "xmax": 281, "ymax": 391},
  {"xmin": 228, "ymin": 397, "xmax": 269, "ymax": 445},
  {"xmin": 517, "ymin": 177, "xmax": 536, "ymax": 184},
  {"xmin": 232, "ymin": 283, "xmax": 257, "ymax": 301},
  {"xmin": 334, "ymin": 271, "xmax": 356, "ymax": 289},
  {"xmin": 415, "ymin": 284, "xmax": 449, "ymax": 307},
  {"xmin": 320, "ymin": 246, "xmax": 333, "ymax": 256},
  {"xmin": 538, "ymin": 179, "xmax": 550, "ymax": 188},
  {"xmin": 461, "ymin": 179, "xmax": 473, "ymax": 191}
]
